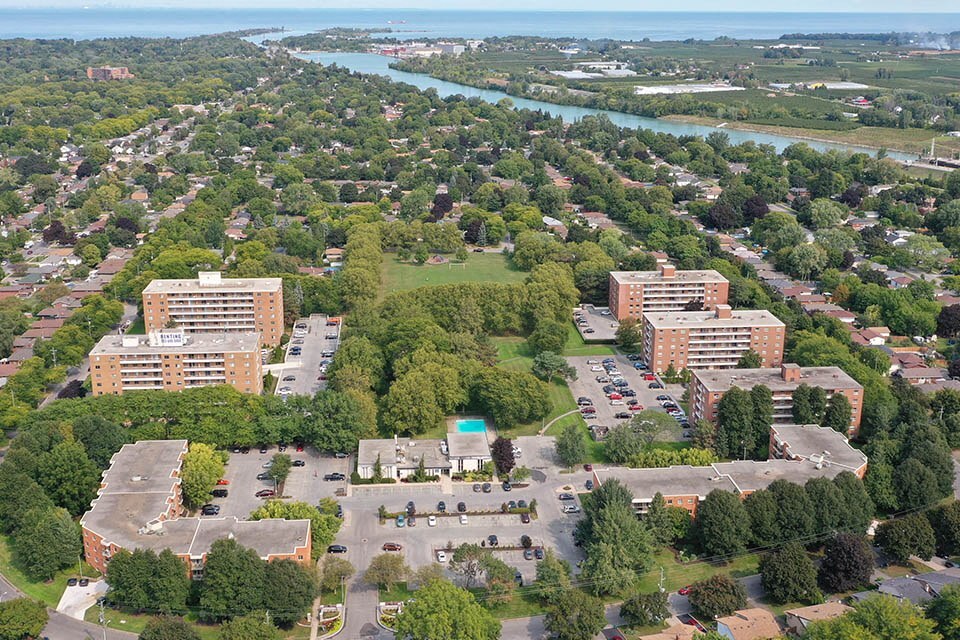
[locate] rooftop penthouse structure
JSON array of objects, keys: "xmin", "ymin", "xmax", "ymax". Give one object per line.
[
  {"xmin": 142, "ymin": 271, "xmax": 283, "ymax": 346},
  {"xmin": 608, "ymin": 264, "xmax": 729, "ymax": 320}
]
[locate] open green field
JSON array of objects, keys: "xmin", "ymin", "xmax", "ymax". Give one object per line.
[
  {"xmin": 0, "ymin": 535, "xmax": 99, "ymax": 606},
  {"xmin": 380, "ymin": 253, "xmax": 526, "ymax": 296},
  {"xmin": 635, "ymin": 548, "xmax": 760, "ymax": 593},
  {"xmin": 84, "ymin": 606, "xmax": 313, "ymax": 639}
]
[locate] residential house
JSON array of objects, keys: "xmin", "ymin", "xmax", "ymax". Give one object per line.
[
  {"xmin": 715, "ymin": 608, "xmax": 781, "ymax": 640},
  {"xmin": 783, "ymin": 603, "xmax": 852, "ymax": 636}
]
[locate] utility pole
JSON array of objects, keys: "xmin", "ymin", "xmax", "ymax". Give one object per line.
[{"xmin": 99, "ymin": 599, "xmax": 107, "ymax": 640}]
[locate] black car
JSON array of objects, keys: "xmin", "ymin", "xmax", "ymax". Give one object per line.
[
  {"xmin": 521, "ymin": 513, "xmax": 531, "ymax": 524},
  {"xmin": 335, "ymin": 504, "xmax": 344, "ymax": 518},
  {"xmin": 79, "ymin": 578, "xmax": 89, "ymax": 587},
  {"xmin": 211, "ymin": 488, "xmax": 228, "ymax": 498},
  {"xmin": 437, "ymin": 501, "xmax": 447, "ymax": 513},
  {"xmin": 259, "ymin": 445, "xmax": 268, "ymax": 454},
  {"xmin": 324, "ymin": 472, "xmax": 345, "ymax": 481},
  {"xmin": 201, "ymin": 504, "xmax": 220, "ymax": 516},
  {"xmin": 626, "ymin": 353, "xmax": 641, "ymax": 361},
  {"xmin": 257, "ymin": 472, "xmax": 272, "ymax": 480},
  {"xmin": 602, "ymin": 385, "xmax": 616, "ymax": 394},
  {"xmin": 508, "ymin": 500, "xmax": 517, "ymax": 510},
  {"xmin": 406, "ymin": 501, "xmax": 416, "ymax": 515},
  {"xmin": 517, "ymin": 500, "xmax": 527, "ymax": 509},
  {"xmin": 622, "ymin": 389, "xmax": 636, "ymax": 397},
  {"xmin": 488, "ymin": 534, "xmax": 499, "ymax": 547},
  {"xmin": 502, "ymin": 481, "xmax": 512, "ymax": 492},
  {"xmin": 559, "ymin": 493, "xmax": 575, "ymax": 501},
  {"xmin": 534, "ymin": 548, "xmax": 544, "ymax": 560},
  {"xmin": 327, "ymin": 545, "xmax": 348, "ymax": 554},
  {"xmin": 482, "ymin": 482, "xmax": 492, "ymax": 493},
  {"xmin": 615, "ymin": 412, "xmax": 632, "ymax": 419},
  {"xmin": 457, "ymin": 501, "xmax": 467, "ymax": 512},
  {"xmin": 292, "ymin": 460, "xmax": 306, "ymax": 467},
  {"xmin": 278, "ymin": 442, "xmax": 288, "ymax": 451},
  {"xmin": 67, "ymin": 578, "xmax": 78, "ymax": 586},
  {"xmin": 649, "ymin": 382, "xmax": 664, "ymax": 389}
]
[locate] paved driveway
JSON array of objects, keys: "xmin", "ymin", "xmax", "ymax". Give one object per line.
[{"xmin": 278, "ymin": 314, "xmax": 339, "ymax": 397}]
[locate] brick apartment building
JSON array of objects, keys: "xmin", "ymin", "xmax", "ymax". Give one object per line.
[
  {"xmin": 641, "ymin": 304, "xmax": 785, "ymax": 373},
  {"xmin": 81, "ymin": 440, "xmax": 311, "ymax": 578},
  {"xmin": 142, "ymin": 272, "xmax": 283, "ymax": 346},
  {"xmin": 86, "ymin": 66, "xmax": 135, "ymax": 81},
  {"xmin": 690, "ymin": 363, "xmax": 864, "ymax": 435},
  {"xmin": 89, "ymin": 329, "xmax": 262, "ymax": 396},
  {"xmin": 593, "ymin": 424, "xmax": 867, "ymax": 517},
  {"xmin": 608, "ymin": 264, "xmax": 729, "ymax": 321}
]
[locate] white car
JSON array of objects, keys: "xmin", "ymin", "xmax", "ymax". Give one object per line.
[
  {"xmin": 600, "ymin": 310, "xmax": 611, "ymax": 316},
  {"xmin": 459, "ymin": 514, "xmax": 468, "ymax": 525},
  {"xmin": 428, "ymin": 515, "xmax": 437, "ymax": 527},
  {"xmin": 436, "ymin": 551, "xmax": 447, "ymax": 562},
  {"xmin": 590, "ymin": 366, "xmax": 603, "ymax": 372},
  {"xmin": 586, "ymin": 359, "xmax": 600, "ymax": 365},
  {"xmin": 610, "ymin": 400, "xmax": 624, "ymax": 406},
  {"xmin": 562, "ymin": 504, "xmax": 582, "ymax": 514}
]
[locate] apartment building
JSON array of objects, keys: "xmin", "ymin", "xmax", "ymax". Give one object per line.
[
  {"xmin": 90, "ymin": 329, "xmax": 262, "ymax": 396},
  {"xmin": 641, "ymin": 304, "xmax": 785, "ymax": 373},
  {"xmin": 86, "ymin": 66, "xmax": 135, "ymax": 81},
  {"xmin": 691, "ymin": 363, "xmax": 863, "ymax": 435},
  {"xmin": 593, "ymin": 424, "xmax": 867, "ymax": 517},
  {"xmin": 608, "ymin": 264, "xmax": 729, "ymax": 320},
  {"xmin": 142, "ymin": 272, "xmax": 283, "ymax": 346},
  {"xmin": 81, "ymin": 440, "xmax": 312, "ymax": 577}
]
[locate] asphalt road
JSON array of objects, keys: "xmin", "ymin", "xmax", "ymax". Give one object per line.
[{"xmin": 278, "ymin": 314, "xmax": 339, "ymax": 397}]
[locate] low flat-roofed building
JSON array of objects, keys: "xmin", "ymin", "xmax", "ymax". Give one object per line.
[
  {"xmin": 784, "ymin": 603, "xmax": 852, "ymax": 636},
  {"xmin": 446, "ymin": 432, "xmax": 492, "ymax": 473},
  {"xmin": 715, "ymin": 608, "xmax": 782, "ymax": 640},
  {"xmin": 142, "ymin": 272, "xmax": 283, "ymax": 346},
  {"xmin": 594, "ymin": 466, "xmax": 739, "ymax": 517},
  {"xmin": 712, "ymin": 459, "xmax": 850, "ymax": 496},
  {"xmin": 80, "ymin": 440, "xmax": 311, "ymax": 578},
  {"xmin": 642, "ymin": 305, "xmax": 785, "ymax": 373},
  {"xmin": 691, "ymin": 363, "xmax": 863, "ymax": 436},
  {"xmin": 90, "ymin": 329, "xmax": 262, "ymax": 396},
  {"xmin": 608, "ymin": 264, "xmax": 729, "ymax": 320},
  {"xmin": 770, "ymin": 424, "xmax": 867, "ymax": 478},
  {"xmin": 356, "ymin": 437, "xmax": 451, "ymax": 479}
]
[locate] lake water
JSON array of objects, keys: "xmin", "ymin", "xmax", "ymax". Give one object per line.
[
  {"xmin": 297, "ymin": 51, "xmax": 914, "ymax": 160},
  {"xmin": 1, "ymin": 8, "xmax": 959, "ymax": 41}
]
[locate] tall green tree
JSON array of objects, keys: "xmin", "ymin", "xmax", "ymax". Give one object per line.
[
  {"xmin": 12, "ymin": 507, "xmax": 81, "ymax": 581},
  {"xmin": 760, "ymin": 542, "xmax": 820, "ymax": 605},
  {"xmin": 0, "ymin": 598, "xmax": 48, "ymax": 640},
  {"xmin": 263, "ymin": 559, "xmax": 316, "ymax": 626},
  {"xmin": 37, "ymin": 439, "xmax": 100, "ymax": 515},
  {"xmin": 818, "ymin": 533, "xmax": 874, "ymax": 593},
  {"xmin": 715, "ymin": 387, "xmax": 754, "ymax": 460},
  {"xmin": 544, "ymin": 590, "xmax": 606, "ymax": 640},
  {"xmin": 180, "ymin": 443, "xmax": 225, "ymax": 509},
  {"xmin": 198, "ymin": 539, "xmax": 266, "ymax": 621},
  {"xmin": 688, "ymin": 574, "xmax": 747, "ymax": 620},
  {"xmin": 555, "ymin": 423, "xmax": 586, "ymax": 467},
  {"xmin": 365, "ymin": 553, "xmax": 410, "ymax": 590},
  {"xmin": 218, "ymin": 613, "xmax": 283, "ymax": 640},
  {"xmin": 533, "ymin": 549, "xmax": 572, "ymax": 605},
  {"xmin": 394, "ymin": 579, "xmax": 500, "ymax": 640},
  {"xmin": 926, "ymin": 583, "xmax": 960, "ymax": 640},
  {"xmin": 792, "ymin": 384, "xmax": 827, "ymax": 424},
  {"xmin": 876, "ymin": 513, "xmax": 936, "ymax": 562},
  {"xmin": 822, "ymin": 394, "xmax": 852, "ymax": 433},
  {"xmin": 695, "ymin": 490, "xmax": 750, "ymax": 557}
]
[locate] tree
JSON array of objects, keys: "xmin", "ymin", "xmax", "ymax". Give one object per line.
[
  {"xmin": 760, "ymin": 542, "xmax": 820, "ymax": 605},
  {"xmin": 715, "ymin": 387, "xmax": 754, "ymax": 460},
  {"xmin": 263, "ymin": 559, "xmax": 316, "ymax": 626},
  {"xmin": 394, "ymin": 579, "xmax": 500, "ymax": 640},
  {"xmin": 810, "ymin": 198, "xmax": 848, "ymax": 228},
  {"xmin": 644, "ymin": 492, "xmax": 681, "ymax": 546},
  {"xmin": 0, "ymin": 598, "xmax": 48, "ymax": 640},
  {"xmin": 365, "ymin": 553, "xmax": 409, "ymax": 590},
  {"xmin": 198, "ymin": 538, "xmax": 266, "ymax": 621},
  {"xmin": 615, "ymin": 318, "xmax": 643, "ymax": 351},
  {"xmin": 604, "ymin": 423, "xmax": 646, "ymax": 464},
  {"xmin": 139, "ymin": 617, "xmax": 200, "ymax": 640},
  {"xmin": 180, "ymin": 443, "xmax": 225, "ymax": 509},
  {"xmin": 822, "ymin": 393, "xmax": 852, "ymax": 433},
  {"xmin": 620, "ymin": 591, "xmax": 669, "ymax": 627},
  {"xmin": 555, "ymin": 423, "xmax": 586, "ymax": 467},
  {"xmin": 319, "ymin": 557, "xmax": 354, "ymax": 594},
  {"xmin": 939, "ymin": 304, "xmax": 960, "ymax": 338},
  {"xmin": 737, "ymin": 349, "xmax": 762, "ymax": 369},
  {"xmin": 490, "ymin": 437, "xmax": 516, "ymax": 476},
  {"xmin": 792, "ymin": 384, "xmax": 827, "ymax": 424},
  {"xmin": 72, "ymin": 415, "xmax": 129, "ymax": 469},
  {"xmin": 688, "ymin": 574, "xmax": 746, "ymax": 620},
  {"xmin": 544, "ymin": 590, "xmax": 606, "ymax": 640},
  {"xmin": 534, "ymin": 549, "xmax": 572, "ymax": 605},
  {"xmin": 36, "ymin": 439, "xmax": 100, "ymax": 515},
  {"xmin": 806, "ymin": 595, "xmax": 939, "ymax": 640},
  {"xmin": 107, "ymin": 548, "xmax": 190, "ymax": 614},
  {"xmin": 511, "ymin": 466, "xmax": 532, "ymax": 483},
  {"xmin": 12, "ymin": 507, "xmax": 81, "ymax": 581},
  {"xmin": 528, "ymin": 318, "xmax": 567, "ymax": 354},
  {"xmin": 695, "ymin": 490, "xmax": 750, "ymax": 557},
  {"xmin": 926, "ymin": 583, "xmax": 960, "ymax": 640},
  {"xmin": 450, "ymin": 543, "xmax": 488, "ymax": 587},
  {"xmin": 531, "ymin": 351, "xmax": 577, "ymax": 382},
  {"xmin": 894, "ymin": 458, "xmax": 943, "ymax": 510},
  {"xmin": 744, "ymin": 489, "xmax": 781, "ymax": 547},
  {"xmin": 876, "ymin": 513, "xmax": 936, "ymax": 562},
  {"xmin": 218, "ymin": 613, "xmax": 283, "ymax": 640},
  {"xmin": 268, "ymin": 453, "xmax": 292, "ymax": 490},
  {"xmin": 819, "ymin": 533, "xmax": 875, "ymax": 593}
]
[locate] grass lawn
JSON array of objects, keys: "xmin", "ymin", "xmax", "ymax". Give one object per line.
[
  {"xmin": 468, "ymin": 587, "xmax": 548, "ymax": 620},
  {"xmin": 562, "ymin": 324, "xmax": 617, "ymax": 357},
  {"xmin": 320, "ymin": 588, "xmax": 345, "ymax": 605},
  {"xmin": 0, "ymin": 535, "xmax": 99, "ymax": 606},
  {"xmin": 380, "ymin": 582, "xmax": 416, "ymax": 602},
  {"xmin": 126, "ymin": 317, "xmax": 145, "ymax": 335},
  {"xmin": 635, "ymin": 548, "xmax": 760, "ymax": 593},
  {"xmin": 881, "ymin": 559, "xmax": 933, "ymax": 578},
  {"xmin": 622, "ymin": 622, "xmax": 668, "ymax": 639},
  {"xmin": 84, "ymin": 608, "xmax": 223, "ymax": 640},
  {"xmin": 380, "ymin": 253, "xmax": 526, "ymax": 296}
]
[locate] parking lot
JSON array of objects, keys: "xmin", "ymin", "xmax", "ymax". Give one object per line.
[
  {"xmin": 199, "ymin": 446, "xmax": 351, "ymax": 519},
  {"xmin": 566, "ymin": 355, "xmax": 687, "ymax": 437},
  {"xmin": 277, "ymin": 314, "xmax": 340, "ymax": 397},
  {"xmin": 573, "ymin": 304, "xmax": 619, "ymax": 342}
]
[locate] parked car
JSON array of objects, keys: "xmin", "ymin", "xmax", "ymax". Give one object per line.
[
  {"xmin": 615, "ymin": 412, "xmax": 632, "ymax": 419},
  {"xmin": 562, "ymin": 505, "xmax": 582, "ymax": 514},
  {"xmin": 292, "ymin": 460, "xmax": 306, "ymax": 467},
  {"xmin": 383, "ymin": 542, "xmax": 402, "ymax": 551},
  {"xmin": 211, "ymin": 489, "xmax": 228, "ymax": 498},
  {"xmin": 255, "ymin": 489, "xmax": 275, "ymax": 498},
  {"xmin": 296, "ymin": 442, "xmax": 305, "ymax": 452},
  {"xmin": 67, "ymin": 578, "xmax": 78, "ymax": 586},
  {"xmin": 634, "ymin": 362, "xmax": 645, "ymax": 370},
  {"xmin": 559, "ymin": 493, "xmax": 575, "ymax": 501},
  {"xmin": 437, "ymin": 501, "xmax": 446, "ymax": 513},
  {"xmin": 79, "ymin": 578, "xmax": 89, "ymax": 587},
  {"xmin": 524, "ymin": 549, "xmax": 534, "ymax": 560},
  {"xmin": 622, "ymin": 389, "xmax": 636, "ymax": 397},
  {"xmin": 334, "ymin": 452, "xmax": 348, "ymax": 459},
  {"xmin": 262, "ymin": 461, "xmax": 273, "ymax": 469},
  {"xmin": 521, "ymin": 513, "xmax": 531, "ymax": 524},
  {"xmin": 644, "ymin": 373, "xmax": 657, "ymax": 381},
  {"xmin": 580, "ymin": 406, "xmax": 597, "ymax": 414},
  {"xmin": 282, "ymin": 375, "xmax": 296, "ymax": 382},
  {"xmin": 585, "ymin": 480, "xmax": 594, "ymax": 490},
  {"xmin": 327, "ymin": 545, "xmax": 348, "ymax": 554},
  {"xmin": 437, "ymin": 551, "xmax": 448, "ymax": 562},
  {"xmin": 473, "ymin": 483, "xmax": 482, "ymax": 493},
  {"xmin": 406, "ymin": 501, "xmax": 416, "ymax": 515},
  {"xmin": 259, "ymin": 445, "xmax": 269, "ymax": 454},
  {"xmin": 535, "ymin": 548, "xmax": 544, "ymax": 560},
  {"xmin": 459, "ymin": 514, "xmax": 468, "ymax": 525},
  {"xmin": 216, "ymin": 479, "xmax": 230, "ymax": 485},
  {"xmin": 201, "ymin": 504, "xmax": 220, "ymax": 516},
  {"xmin": 502, "ymin": 481, "xmax": 512, "ymax": 492},
  {"xmin": 678, "ymin": 586, "xmax": 692, "ymax": 596},
  {"xmin": 324, "ymin": 473, "xmax": 345, "ymax": 481},
  {"xmin": 608, "ymin": 392, "xmax": 623, "ymax": 400},
  {"xmin": 428, "ymin": 515, "xmax": 437, "ymax": 527},
  {"xmin": 488, "ymin": 534, "xmax": 499, "ymax": 547},
  {"xmin": 396, "ymin": 514, "xmax": 405, "ymax": 528},
  {"xmin": 482, "ymin": 483, "xmax": 492, "ymax": 493},
  {"xmin": 407, "ymin": 516, "xmax": 416, "ymax": 527},
  {"xmin": 256, "ymin": 472, "xmax": 272, "ymax": 480},
  {"xmin": 458, "ymin": 502, "xmax": 467, "ymax": 512},
  {"xmin": 610, "ymin": 399, "xmax": 625, "ymax": 406},
  {"xmin": 648, "ymin": 382, "xmax": 664, "ymax": 389}
]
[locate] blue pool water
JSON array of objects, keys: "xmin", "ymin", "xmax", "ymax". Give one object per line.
[{"xmin": 456, "ymin": 419, "xmax": 487, "ymax": 434}]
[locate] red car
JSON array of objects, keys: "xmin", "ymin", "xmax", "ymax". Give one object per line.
[
  {"xmin": 255, "ymin": 489, "xmax": 276, "ymax": 498},
  {"xmin": 382, "ymin": 542, "xmax": 403, "ymax": 551},
  {"xmin": 583, "ymin": 464, "xmax": 593, "ymax": 472},
  {"xmin": 644, "ymin": 373, "xmax": 656, "ymax": 381},
  {"xmin": 629, "ymin": 404, "xmax": 644, "ymax": 411},
  {"xmin": 580, "ymin": 406, "xmax": 597, "ymax": 414},
  {"xmin": 296, "ymin": 443, "xmax": 305, "ymax": 452},
  {"xmin": 216, "ymin": 479, "xmax": 230, "ymax": 485},
  {"xmin": 608, "ymin": 393, "xmax": 622, "ymax": 400},
  {"xmin": 678, "ymin": 586, "xmax": 692, "ymax": 596}
]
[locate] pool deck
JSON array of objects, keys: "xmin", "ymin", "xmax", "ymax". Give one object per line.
[{"xmin": 447, "ymin": 415, "xmax": 496, "ymax": 445}]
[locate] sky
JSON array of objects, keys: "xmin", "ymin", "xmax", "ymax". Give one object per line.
[{"xmin": 0, "ymin": 0, "xmax": 958, "ymax": 11}]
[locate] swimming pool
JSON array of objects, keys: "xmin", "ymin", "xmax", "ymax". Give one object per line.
[{"xmin": 456, "ymin": 419, "xmax": 487, "ymax": 434}]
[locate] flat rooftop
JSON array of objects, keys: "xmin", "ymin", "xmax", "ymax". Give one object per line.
[
  {"xmin": 598, "ymin": 465, "xmax": 739, "ymax": 501},
  {"xmin": 357, "ymin": 437, "xmax": 451, "ymax": 470},
  {"xmin": 771, "ymin": 424, "xmax": 868, "ymax": 473},
  {"xmin": 694, "ymin": 366, "xmax": 861, "ymax": 393},
  {"xmin": 446, "ymin": 432, "xmax": 491, "ymax": 459},
  {"xmin": 712, "ymin": 459, "xmax": 847, "ymax": 493},
  {"xmin": 100, "ymin": 440, "xmax": 187, "ymax": 494},
  {"xmin": 142, "ymin": 273, "xmax": 282, "ymax": 295},
  {"xmin": 91, "ymin": 332, "xmax": 260, "ymax": 356},
  {"xmin": 609, "ymin": 269, "xmax": 728, "ymax": 285},
  {"xmin": 643, "ymin": 309, "xmax": 785, "ymax": 330}
]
